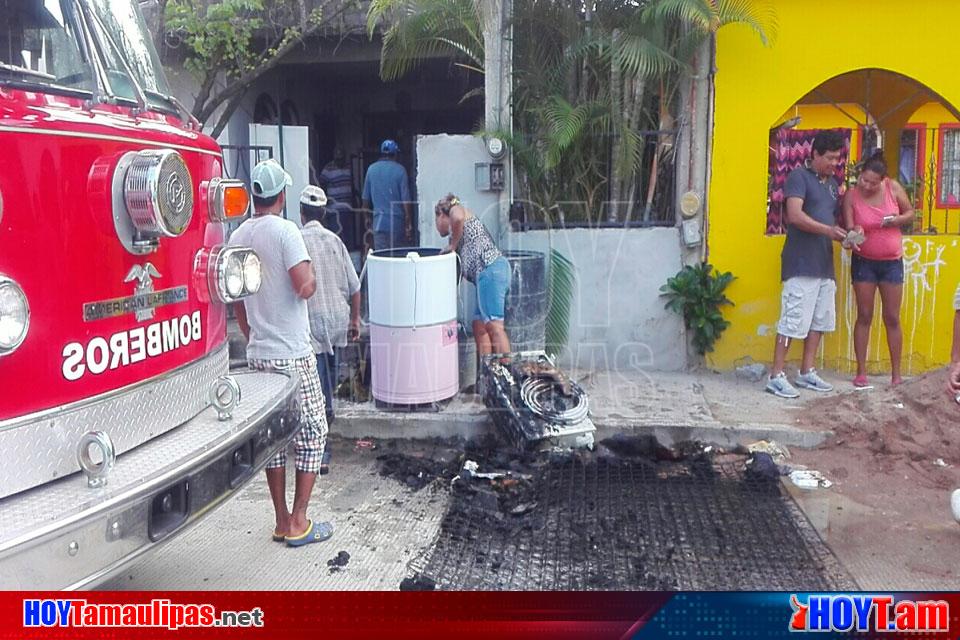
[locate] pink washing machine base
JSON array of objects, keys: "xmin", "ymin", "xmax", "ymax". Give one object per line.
[{"xmin": 370, "ymin": 321, "xmax": 459, "ymax": 404}]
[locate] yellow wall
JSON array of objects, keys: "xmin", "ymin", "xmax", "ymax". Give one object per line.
[{"xmin": 708, "ymin": 0, "xmax": 960, "ymax": 374}]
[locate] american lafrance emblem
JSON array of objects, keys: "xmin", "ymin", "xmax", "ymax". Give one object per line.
[{"xmin": 83, "ymin": 263, "xmax": 188, "ymax": 322}]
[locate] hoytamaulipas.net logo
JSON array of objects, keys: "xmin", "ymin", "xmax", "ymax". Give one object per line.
[
  {"xmin": 789, "ymin": 594, "xmax": 948, "ymax": 633},
  {"xmin": 23, "ymin": 598, "xmax": 264, "ymax": 630}
]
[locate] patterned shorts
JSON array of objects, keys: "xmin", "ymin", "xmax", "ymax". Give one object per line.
[
  {"xmin": 248, "ymin": 354, "xmax": 328, "ymax": 474},
  {"xmin": 775, "ymin": 277, "xmax": 836, "ymax": 340}
]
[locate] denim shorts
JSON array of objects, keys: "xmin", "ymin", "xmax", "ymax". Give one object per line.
[
  {"xmin": 475, "ymin": 256, "xmax": 511, "ymax": 323},
  {"xmin": 851, "ymin": 254, "xmax": 904, "ymax": 284}
]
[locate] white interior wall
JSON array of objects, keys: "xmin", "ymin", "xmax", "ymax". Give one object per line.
[{"xmin": 248, "ymin": 124, "xmax": 311, "ymax": 225}]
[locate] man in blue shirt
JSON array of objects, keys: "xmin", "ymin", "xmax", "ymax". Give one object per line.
[{"xmin": 362, "ymin": 139, "xmax": 413, "ymax": 250}]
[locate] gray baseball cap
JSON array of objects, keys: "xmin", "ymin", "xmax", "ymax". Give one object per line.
[{"xmin": 250, "ymin": 159, "xmax": 292, "ymax": 198}]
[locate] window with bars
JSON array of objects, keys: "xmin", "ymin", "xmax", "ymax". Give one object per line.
[
  {"xmin": 899, "ymin": 127, "xmax": 924, "ymax": 210},
  {"xmin": 939, "ymin": 127, "xmax": 960, "ymax": 207}
]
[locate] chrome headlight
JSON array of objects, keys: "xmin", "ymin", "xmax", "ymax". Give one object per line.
[
  {"xmin": 209, "ymin": 246, "xmax": 261, "ymax": 303},
  {"xmin": 122, "ymin": 149, "xmax": 194, "ymax": 238},
  {"xmin": 242, "ymin": 252, "xmax": 262, "ymax": 294},
  {"xmin": 0, "ymin": 275, "xmax": 29, "ymax": 356},
  {"xmin": 224, "ymin": 254, "xmax": 244, "ymax": 298}
]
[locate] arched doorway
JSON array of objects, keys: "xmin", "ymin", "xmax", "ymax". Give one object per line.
[{"xmin": 766, "ymin": 69, "xmax": 960, "ymax": 235}]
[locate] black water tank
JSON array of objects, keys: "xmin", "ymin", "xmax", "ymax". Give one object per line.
[{"xmin": 502, "ymin": 250, "xmax": 547, "ymax": 352}]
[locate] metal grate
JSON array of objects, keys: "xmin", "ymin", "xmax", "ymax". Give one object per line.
[{"xmin": 409, "ymin": 456, "xmax": 856, "ymax": 591}]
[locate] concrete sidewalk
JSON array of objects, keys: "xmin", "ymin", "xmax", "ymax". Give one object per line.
[{"xmin": 332, "ymin": 367, "xmax": 835, "ymax": 450}]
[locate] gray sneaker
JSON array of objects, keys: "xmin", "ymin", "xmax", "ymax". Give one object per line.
[
  {"xmin": 766, "ymin": 372, "xmax": 799, "ymax": 398},
  {"xmin": 795, "ymin": 368, "xmax": 833, "ymax": 392}
]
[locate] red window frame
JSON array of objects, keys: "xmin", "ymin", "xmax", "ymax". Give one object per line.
[
  {"xmin": 902, "ymin": 124, "xmax": 926, "ymax": 209},
  {"xmin": 937, "ymin": 123, "xmax": 960, "ymax": 209}
]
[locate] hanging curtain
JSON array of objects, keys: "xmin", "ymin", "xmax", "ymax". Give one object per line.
[{"xmin": 767, "ymin": 128, "xmax": 852, "ymax": 234}]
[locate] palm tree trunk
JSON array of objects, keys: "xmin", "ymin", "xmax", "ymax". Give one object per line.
[
  {"xmin": 625, "ymin": 75, "xmax": 646, "ymax": 221},
  {"xmin": 608, "ymin": 29, "xmax": 623, "ymax": 223},
  {"xmin": 643, "ymin": 85, "xmax": 672, "ymax": 221}
]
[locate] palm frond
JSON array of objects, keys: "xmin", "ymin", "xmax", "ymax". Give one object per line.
[
  {"xmin": 716, "ymin": 0, "xmax": 778, "ymax": 45},
  {"xmin": 540, "ymin": 97, "xmax": 584, "ymax": 168},
  {"xmin": 644, "ymin": 0, "xmax": 776, "ymax": 44},
  {"xmin": 435, "ymin": 36, "xmax": 483, "ymax": 68},
  {"xmin": 457, "ymin": 85, "xmax": 485, "ymax": 105},
  {"xmin": 367, "ymin": 0, "xmax": 403, "ymax": 36},
  {"xmin": 612, "ymin": 32, "xmax": 684, "ymax": 78},
  {"xmin": 370, "ymin": 0, "xmax": 483, "ymax": 81},
  {"xmin": 545, "ymin": 248, "xmax": 576, "ymax": 358},
  {"xmin": 644, "ymin": 0, "xmax": 715, "ymax": 35}
]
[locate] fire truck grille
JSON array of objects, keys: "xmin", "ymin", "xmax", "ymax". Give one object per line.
[{"xmin": 407, "ymin": 455, "xmax": 855, "ymax": 590}]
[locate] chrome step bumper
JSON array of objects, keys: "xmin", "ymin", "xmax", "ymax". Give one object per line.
[
  {"xmin": 0, "ymin": 370, "xmax": 301, "ymax": 589},
  {"xmin": 0, "ymin": 345, "xmax": 230, "ymax": 500}
]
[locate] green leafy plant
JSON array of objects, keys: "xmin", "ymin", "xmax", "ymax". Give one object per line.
[
  {"xmin": 367, "ymin": 0, "xmax": 484, "ymax": 82},
  {"xmin": 161, "ymin": 0, "xmax": 359, "ymax": 136},
  {"xmin": 660, "ymin": 263, "xmax": 735, "ymax": 355},
  {"xmin": 370, "ymin": 0, "xmax": 775, "ymax": 224},
  {"xmin": 545, "ymin": 248, "xmax": 576, "ymax": 358}
]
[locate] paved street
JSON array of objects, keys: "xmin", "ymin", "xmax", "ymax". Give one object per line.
[
  {"xmin": 102, "ymin": 437, "xmax": 450, "ymax": 590},
  {"xmin": 101, "ymin": 367, "xmax": 960, "ymax": 591}
]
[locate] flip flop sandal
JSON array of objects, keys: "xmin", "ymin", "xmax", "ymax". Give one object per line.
[
  {"xmin": 271, "ymin": 531, "xmax": 285, "ymax": 542},
  {"xmin": 285, "ymin": 519, "xmax": 334, "ymax": 547},
  {"xmin": 853, "ymin": 375, "xmax": 870, "ymax": 388}
]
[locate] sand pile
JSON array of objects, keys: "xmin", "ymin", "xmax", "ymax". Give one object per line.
[{"xmin": 803, "ymin": 368, "xmax": 960, "ymax": 463}]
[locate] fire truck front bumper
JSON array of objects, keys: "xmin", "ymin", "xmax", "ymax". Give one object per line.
[{"xmin": 0, "ymin": 369, "xmax": 302, "ymax": 589}]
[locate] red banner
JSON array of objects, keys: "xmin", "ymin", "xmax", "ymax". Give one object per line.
[
  {"xmin": 7, "ymin": 592, "xmax": 960, "ymax": 639},
  {"xmin": 4, "ymin": 592, "xmax": 669, "ymax": 640}
]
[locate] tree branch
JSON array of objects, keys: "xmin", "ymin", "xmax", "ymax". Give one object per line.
[
  {"xmin": 210, "ymin": 87, "xmax": 249, "ymax": 139},
  {"xmin": 192, "ymin": 70, "xmax": 217, "ymax": 119},
  {"xmin": 193, "ymin": 1, "xmax": 355, "ymax": 126}
]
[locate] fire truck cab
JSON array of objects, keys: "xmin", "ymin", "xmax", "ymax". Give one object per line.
[{"xmin": 0, "ymin": 0, "xmax": 302, "ymax": 588}]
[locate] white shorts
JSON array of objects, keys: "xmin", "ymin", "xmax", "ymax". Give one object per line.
[{"xmin": 776, "ymin": 277, "xmax": 836, "ymax": 340}]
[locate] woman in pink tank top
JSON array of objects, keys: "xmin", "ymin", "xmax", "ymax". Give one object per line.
[{"xmin": 841, "ymin": 150, "xmax": 914, "ymax": 387}]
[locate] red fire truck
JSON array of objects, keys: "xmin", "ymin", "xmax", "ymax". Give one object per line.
[{"xmin": 0, "ymin": 0, "xmax": 302, "ymax": 588}]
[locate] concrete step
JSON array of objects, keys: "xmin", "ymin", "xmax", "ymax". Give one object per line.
[{"xmin": 329, "ymin": 394, "xmax": 831, "ymax": 450}]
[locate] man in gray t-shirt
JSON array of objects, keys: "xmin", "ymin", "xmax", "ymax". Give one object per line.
[
  {"xmin": 230, "ymin": 214, "xmax": 312, "ymax": 360},
  {"xmin": 766, "ymin": 130, "xmax": 849, "ymax": 399},
  {"xmin": 229, "ymin": 159, "xmax": 334, "ymax": 547}
]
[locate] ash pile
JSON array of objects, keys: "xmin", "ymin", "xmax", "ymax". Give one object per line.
[{"xmin": 480, "ymin": 351, "xmax": 595, "ymax": 451}]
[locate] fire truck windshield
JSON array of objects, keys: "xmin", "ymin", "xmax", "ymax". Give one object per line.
[
  {"xmin": 0, "ymin": 0, "xmax": 95, "ymax": 93},
  {"xmin": 86, "ymin": 0, "xmax": 175, "ymax": 111},
  {"xmin": 0, "ymin": 0, "xmax": 177, "ymax": 113}
]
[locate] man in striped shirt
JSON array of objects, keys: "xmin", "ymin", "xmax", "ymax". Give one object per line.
[
  {"xmin": 318, "ymin": 147, "xmax": 354, "ymax": 206},
  {"xmin": 300, "ymin": 185, "xmax": 361, "ymax": 425}
]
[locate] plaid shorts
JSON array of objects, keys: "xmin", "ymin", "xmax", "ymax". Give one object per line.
[{"xmin": 248, "ymin": 354, "xmax": 328, "ymax": 474}]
